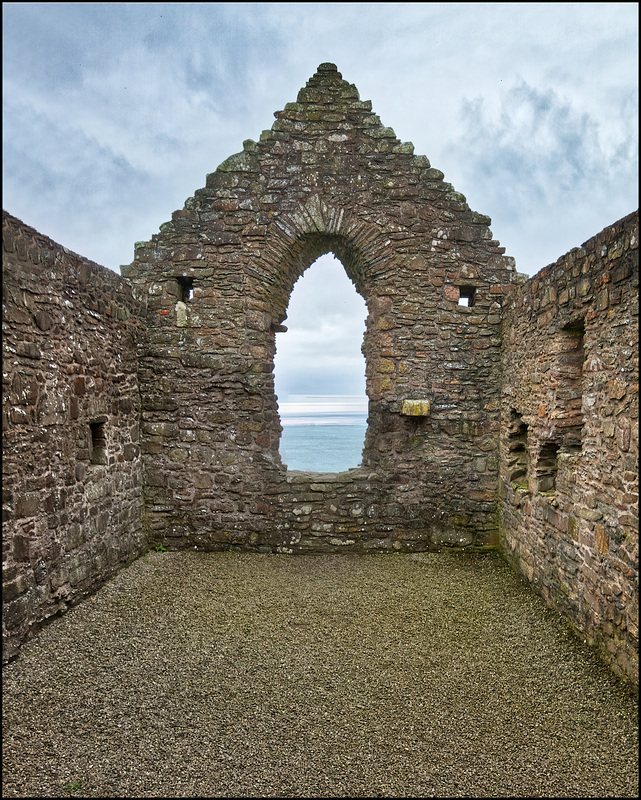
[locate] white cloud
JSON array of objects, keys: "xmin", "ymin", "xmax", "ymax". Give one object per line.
[
  {"xmin": 2, "ymin": 2, "xmax": 637, "ymax": 394},
  {"xmin": 447, "ymin": 77, "xmax": 637, "ymax": 272}
]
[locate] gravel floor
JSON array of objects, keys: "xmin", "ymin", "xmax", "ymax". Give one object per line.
[{"xmin": 2, "ymin": 550, "xmax": 638, "ymax": 798}]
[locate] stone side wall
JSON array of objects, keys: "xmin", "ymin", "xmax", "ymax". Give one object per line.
[
  {"xmin": 499, "ymin": 211, "xmax": 639, "ymax": 686},
  {"xmin": 2, "ymin": 212, "xmax": 145, "ymax": 661},
  {"xmin": 122, "ymin": 63, "xmax": 519, "ymax": 552}
]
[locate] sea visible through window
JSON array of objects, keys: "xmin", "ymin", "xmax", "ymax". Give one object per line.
[{"xmin": 278, "ymin": 394, "xmax": 367, "ymax": 472}]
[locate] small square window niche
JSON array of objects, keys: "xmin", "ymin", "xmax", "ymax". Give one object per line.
[
  {"xmin": 458, "ymin": 286, "xmax": 476, "ymax": 307},
  {"xmin": 177, "ymin": 276, "xmax": 194, "ymax": 302}
]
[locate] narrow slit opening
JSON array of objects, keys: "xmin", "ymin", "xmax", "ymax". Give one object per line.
[
  {"xmin": 536, "ymin": 441, "xmax": 560, "ymax": 494},
  {"xmin": 90, "ymin": 420, "xmax": 107, "ymax": 465},
  {"xmin": 507, "ymin": 409, "xmax": 529, "ymax": 489},
  {"xmin": 177, "ymin": 276, "xmax": 194, "ymax": 302}
]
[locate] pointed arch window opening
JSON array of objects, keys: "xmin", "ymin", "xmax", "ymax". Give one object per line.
[{"xmin": 274, "ymin": 252, "xmax": 368, "ymax": 472}]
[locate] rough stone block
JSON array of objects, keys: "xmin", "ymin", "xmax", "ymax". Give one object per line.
[{"xmin": 401, "ymin": 399, "xmax": 430, "ymax": 416}]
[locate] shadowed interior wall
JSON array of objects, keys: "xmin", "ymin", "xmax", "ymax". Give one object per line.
[
  {"xmin": 2, "ymin": 212, "xmax": 145, "ymax": 661},
  {"xmin": 499, "ymin": 211, "xmax": 639, "ymax": 684}
]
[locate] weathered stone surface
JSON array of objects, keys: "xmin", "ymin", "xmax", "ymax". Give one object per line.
[
  {"xmin": 2, "ymin": 63, "xmax": 638, "ymax": 689},
  {"xmin": 122, "ymin": 62, "xmax": 516, "ymax": 560},
  {"xmin": 401, "ymin": 399, "xmax": 431, "ymax": 416},
  {"xmin": 2, "ymin": 212, "xmax": 145, "ymax": 662},
  {"xmin": 499, "ymin": 211, "xmax": 638, "ymax": 688}
]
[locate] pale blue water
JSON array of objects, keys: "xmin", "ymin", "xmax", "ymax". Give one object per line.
[{"xmin": 279, "ymin": 417, "xmax": 366, "ymax": 472}]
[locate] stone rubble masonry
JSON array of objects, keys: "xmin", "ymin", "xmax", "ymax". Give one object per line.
[
  {"xmin": 121, "ymin": 62, "xmax": 517, "ymax": 558},
  {"xmin": 499, "ymin": 211, "xmax": 638, "ymax": 686},
  {"xmin": 2, "ymin": 64, "xmax": 638, "ymax": 688},
  {"xmin": 2, "ymin": 211, "xmax": 146, "ymax": 661}
]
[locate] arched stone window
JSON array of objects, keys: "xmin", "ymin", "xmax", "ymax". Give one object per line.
[{"xmin": 274, "ymin": 253, "xmax": 367, "ymax": 471}]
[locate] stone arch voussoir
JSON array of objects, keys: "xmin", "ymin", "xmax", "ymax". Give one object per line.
[{"xmin": 257, "ymin": 195, "xmax": 396, "ymax": 318}]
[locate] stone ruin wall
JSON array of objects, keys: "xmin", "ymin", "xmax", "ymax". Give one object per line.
[
  {"xmin": 499, "ymin": 211, "xmax": 639, "ymax": 684},
  {"xmin": 2, "ymin": 212, "xmax": 145, "ymax": 661},
  {"xmin": 2, "ymin": 64, "xmax": 638, "ymax": 687},
  {"xmin": 121, "ymin": 63, "xmax": 519, "ymax": 555}
]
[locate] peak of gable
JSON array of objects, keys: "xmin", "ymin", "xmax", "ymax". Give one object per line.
[{"xmin": 268, "ymin": 62, "xmax": 401, "ymax": 145}]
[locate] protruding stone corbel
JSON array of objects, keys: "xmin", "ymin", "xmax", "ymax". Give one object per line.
[{"xmin": 401, "ymin": 399, "xmax": 430, "ymax": 417}]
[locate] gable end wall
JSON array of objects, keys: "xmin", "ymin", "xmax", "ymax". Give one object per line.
[{"xmin": 122, "ymin": 63, "xmax": 519, "ymax": 554}]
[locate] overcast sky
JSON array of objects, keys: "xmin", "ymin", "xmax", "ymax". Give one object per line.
[{"xmin": 3, "ymin": 3, "xmax": 638, "ymax": 405}]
